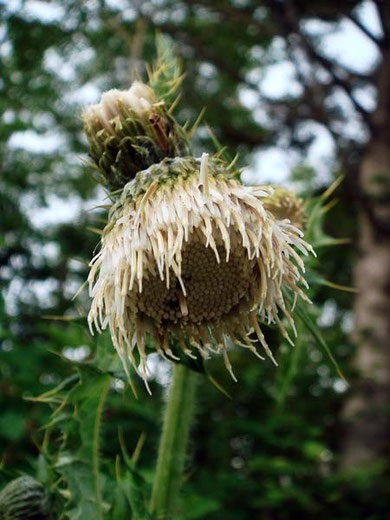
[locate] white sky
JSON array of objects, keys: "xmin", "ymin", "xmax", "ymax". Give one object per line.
[{"xmin": 242, "ymin": 0, "xmax": 381, "ymax": 186}]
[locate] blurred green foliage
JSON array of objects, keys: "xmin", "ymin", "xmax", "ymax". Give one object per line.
[{"xmin": 1, "ymin": 1, "xmax": 387, "ymax": 519}]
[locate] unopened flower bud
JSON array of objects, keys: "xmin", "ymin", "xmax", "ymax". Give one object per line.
[
  {"xmin": 263, "ymin": 187, "xmax": 306, "ymax": 229},
  {"xmin": 0, "ymin": 476, "xmax": 50, "ymax": 520},
  {"xmin": 83, "ymin": 82, "xmax": 190, "ymax": 191}
]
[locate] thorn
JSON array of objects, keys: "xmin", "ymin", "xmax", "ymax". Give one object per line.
[
  {"xmin": 167, "ymin": 93, "xmax": 182, "ymax": 114},
  {"xmin": 227, "ymin": 152, "xmax": 239, "ymax": 170},
  {"xmin": 187, "ymin": 106, "xmax": 206, "ymax": 138},
  {"xmin": 71, "ymin": 280, "xmax": 88, "ymax": 301},
  {"xmin": 87, "ymin": 227, "xmax": 103, "ymax": 235}
]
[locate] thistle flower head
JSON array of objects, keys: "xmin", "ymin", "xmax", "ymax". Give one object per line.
[
  {"xmin": 88, "ymin": 154, "xmax": 313, "ymax": 388},
  {"xmin": 262, "ymin": 187, "xmax": 306, "ymax": 229},
  {"xmin": 83, "ymin": 82, "xmax": 156, "ymax": 133},
  {"xmin": 83, "ymin": 82, "xmax": 190, "ymax": 190}
]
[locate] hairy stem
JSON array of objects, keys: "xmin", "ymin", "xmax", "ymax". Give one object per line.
[{"xmin": 150, "ymin": 363, "xmax": 198, "ymax": 519}]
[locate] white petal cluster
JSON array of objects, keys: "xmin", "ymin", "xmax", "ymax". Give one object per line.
[
  {"xmin": 82, "ymin": 81, "xmax": 156, "ymax": 134},
  {"xmin": 88, "ymin": 155, "xmax": 314, "ymax": 388}
]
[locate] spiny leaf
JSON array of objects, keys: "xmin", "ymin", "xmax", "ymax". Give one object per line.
[
  {"xmin": 54, "ymin": 370, "xmax": 111, "ymax": 520},
  {"xmin": 293, "ymin": 301, "xmax": 348, "ymax": 385},
  {"xmin": 118, "ymin": 429, "xmax": 152, "ymax": 519},
  {"xmin": 27, "ymin": 374, "xmax": 80, "ymax": 404},
  {"xmin": 131, "ymin": 432, "xmax": 147, "ymax": 466},
  {"xmin": 307, "ymin": 271, "xmax": 357, "ymax": 293},
  {"xmin": 275, "ymin": 336, "xmax": 305, "ymax": 408},
  {"xmin": 314, "ymin": 237, "xmax": 351, "ymax": 248}
]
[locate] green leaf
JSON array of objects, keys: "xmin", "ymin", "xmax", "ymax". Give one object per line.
[
  {"xmin": 118, "ymin": 431, "xmax": 152, "ymax": 519},
  {"xmin": 293, "ymin": 301, "xmax": 348, "ymax": 385},
  {"xmin": 121, "ymin": 468, "xmax": 152, "ymax": 520},
  {"xmin": 306, "ymin": 271, "xmax": 357, "ymax": 293},
  {"xmin": 54, "ymin": 369, "xmax": 111, "ymax": 520}
]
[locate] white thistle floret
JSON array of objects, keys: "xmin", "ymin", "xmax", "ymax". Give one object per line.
[
  {"xmin": 82, "ymin": 81, "xmax": 156, "ymax": 134},
  {"xmin": 88, "ymin": 158, "xmax": 314, "ymax": 389}
]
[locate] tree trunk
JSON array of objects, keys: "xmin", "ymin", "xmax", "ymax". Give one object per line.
[{"xmin": 342, "ymin": 40, "xmax": 390, "ymax": 469}]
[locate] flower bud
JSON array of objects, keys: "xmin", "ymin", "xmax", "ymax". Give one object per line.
[
  {"xmin": 83, "ymin": 82, "xmax": 190, "ymax": 191},
  {"xmin": 263, "ymin": 187, "xmax": 306, "ymax": 229},
  {"xmin": 0, "ymin": 476, "xmax": 50, "ymax": 519}
]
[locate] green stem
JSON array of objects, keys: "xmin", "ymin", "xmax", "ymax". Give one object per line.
[{"xmin": 150, "ymin": 363, "xmax": 198, "ymax": 519}]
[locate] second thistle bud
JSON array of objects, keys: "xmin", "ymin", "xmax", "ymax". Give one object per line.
[
  {"xmin": 0, "ymin": 476, "xmax": 50, "ymax": 519},
  {"xmin": 263, "ymin": 187, "xmax": 306, "ymax": 229},
  {"xmin": 83, "ymin": 81, "xmax": 190, "ymax": 191}
]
